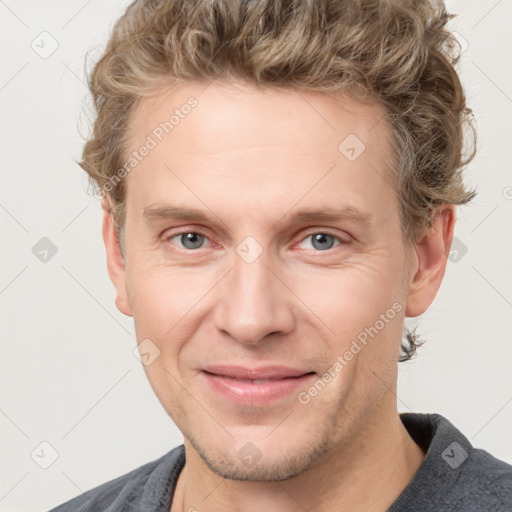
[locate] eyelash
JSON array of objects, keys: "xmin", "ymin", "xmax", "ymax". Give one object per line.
[{"xmin": 163, "ymin": 229, "xmax": 350, "ymax": 252}]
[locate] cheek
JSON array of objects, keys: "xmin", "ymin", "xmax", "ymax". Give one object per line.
[
  {"xmin": 291, "ymin": 257, "xmax": 405, "ymax": 337},
  {"xmin": 127, "ymin": 261, "xmax": 203, "ymax": 322},
  {"xmin": 126, "ymin": 267, "xmax": 197, "ymax": 408},
  {"xmin": 290, "ymin": 257, "xmax": 407, "ymax": 395}
]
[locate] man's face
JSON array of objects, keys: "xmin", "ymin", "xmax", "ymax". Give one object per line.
[{"xmin": 113, "ymin": 81, "xmax": 417, "ymax": 480}]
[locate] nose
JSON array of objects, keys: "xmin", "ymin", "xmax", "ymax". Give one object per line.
[{"xmin": 213, "ymin": 247, "xmax": 295, "ymax": 346}]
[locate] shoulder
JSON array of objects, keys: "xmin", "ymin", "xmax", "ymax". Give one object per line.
[
  {"xmin": 395, "ymin": 413, "xmax": 512, "ymax": 511},
  {"xmin": 48, "ymin": 445, "xmax": 185, "ymax": 512},
  {"xmin": 430, "ymin": 413, "xmax": 512, "ymax": 506},
  {"xmin": 450, "ymin": 446, "xmax": 512, "ymax": 511}
]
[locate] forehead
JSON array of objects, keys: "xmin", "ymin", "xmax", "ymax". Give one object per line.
[
  {"xmin": 129, "ymin": 80, "xmax": 388, "ymax": 156},
  {"xmin": 123, "ymin": 81, "xmax": 397, "ymax": 226}
]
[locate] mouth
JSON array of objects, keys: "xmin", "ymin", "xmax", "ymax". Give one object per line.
[{"xmin": 200, "ymin": 365, "xmax": 316, "ymax": 406}]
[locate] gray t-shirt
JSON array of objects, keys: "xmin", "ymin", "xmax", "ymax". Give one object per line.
[{"xmin": 48, "ymin": 413, "xmax": 512, "ymax": 511}]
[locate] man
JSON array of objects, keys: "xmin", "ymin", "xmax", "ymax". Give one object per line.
[{"xmin": 50, "ymin": 0, "xmax": 512, "ymax": 511}]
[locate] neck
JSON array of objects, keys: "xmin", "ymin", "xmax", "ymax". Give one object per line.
[{"xmin": 171, "ymin": 402, "xmax": 424, "ymax": 512}]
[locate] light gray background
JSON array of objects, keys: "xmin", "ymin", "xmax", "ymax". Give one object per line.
[{"xmin": 1, "ymin": 1, "xmax": 511, "ymax": 510}]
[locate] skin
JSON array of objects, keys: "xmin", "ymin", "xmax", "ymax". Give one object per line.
[{"xmin": 102, "ymin": 80, "xmax": 455, "ymax": 512}]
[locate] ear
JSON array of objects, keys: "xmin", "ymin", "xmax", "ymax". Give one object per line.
[
  {"xmin": 101, "ymin": 198, "xmax": 132, "ymax": 317},
  {"xmin": 405, "ymin": 205, "xmax": 456, "ymax": 317}
]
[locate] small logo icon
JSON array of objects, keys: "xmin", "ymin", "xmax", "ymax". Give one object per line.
[
  {"xmin": 441, "ymin": 441, "xmax": 468, "ymax": 469},
  {"xmin": 448, "ymin": 236, "xmax": 468, "ymax": 263},
  {"xmin": 30, "ymin": 31, "xmax": 59, "ymax": 59},
  {"xmin": 237, "ymin": 442, "xmax": 263, "ymax": 468},
  {"xmin": 32, "ymin": 237, "xmax": 58, "ymax": 263},
  {"xmin": 338, "ymin": 134, "xmax": 366, "ymax": 162},
  {"xmin": 503, "ymin": 186, "xmax": 512, "ymax": 200},
  {"xmin": 133, "ymin": 338, "xmax": 161, "ymax": 366},
  {"xmin": 31, "ymin": 441, "xmax": 59, "ymax": 469},
  {"xmin": 236, "ymin": 236, "xmax": 263, "ymax": 264}
]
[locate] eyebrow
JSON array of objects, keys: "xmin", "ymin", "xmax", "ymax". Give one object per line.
[
  {"xmin": 142, "ymin": 203, "xmax": 372, "ymax": 228},
  {"xmin": 288, "ymin": 206, "xmax": 372, "ymax": 225}
]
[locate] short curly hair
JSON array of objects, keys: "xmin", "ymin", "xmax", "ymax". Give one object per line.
[{"xmin": 79, "ymin": 0, "xmax": 476, "ymax": 361}]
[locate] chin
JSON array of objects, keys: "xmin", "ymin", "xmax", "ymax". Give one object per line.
[{"xmin": 187, "ymin": 428, "xmax": 333, "ymax": 482}]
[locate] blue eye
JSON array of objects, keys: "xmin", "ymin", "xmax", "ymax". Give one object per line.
[
  {"xmin": 169, "ymin": 232, "xmax": 209, "ymax": 250},
  {"xmin": 165, "ymin": 230, "xmax": 347, "ymax": 253},
  {"xmin": 300, "ymin": 233, "xmax": 342, "ymax": 251}
]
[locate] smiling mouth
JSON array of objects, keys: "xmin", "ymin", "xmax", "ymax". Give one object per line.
[
  {"xmin": 200, "ymin": 367, "xmax": 316, "ymax": 405},
  {"xmin": 203, "ymin": 371, "xmax": 314, "ymax": 381}
]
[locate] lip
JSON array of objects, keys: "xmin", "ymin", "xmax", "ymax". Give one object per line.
[
  {"xmin": 202, "ymin": 364, "xmax": 312, "ymax": 380},
  {"xmin": 200, "ymin": 365, "xmax": 316, "ymax": 406}
]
